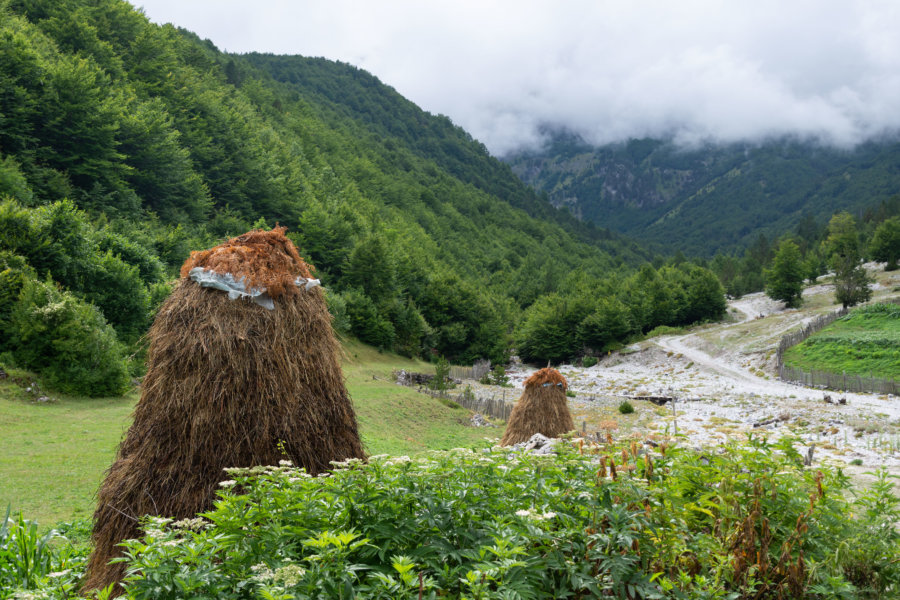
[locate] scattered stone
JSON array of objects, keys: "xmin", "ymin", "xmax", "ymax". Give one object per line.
[
  {"xmin": 470, "ymin": 413, "xmax": 494, "ymax": 428},
  {"xmin": 36, "ymin": 396, "xmax": 50, "ymax": 403},
  {"xmin": 752, "ymin": 413, "xmax": 791, "ymax": 428},
  {"xmin": 838, "ymin": 397, "xmax": 847, "ymax": 405},
  {"xmin": 824, "ymin": 395, "xmax": 833, "ymax": 404},
  {"xmin": 393, "ymin": 369, "xmax": 438, "ymax": 386},
  {"xmin": 509, "ymin": 433, "xmax": 557, "ymax": 455}
]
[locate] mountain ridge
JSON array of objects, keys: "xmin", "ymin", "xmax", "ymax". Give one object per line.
[{"xmin": 503, "ymin": 131, "xmax": 900, "ymax": 255}]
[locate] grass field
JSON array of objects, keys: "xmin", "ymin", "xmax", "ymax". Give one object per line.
[
  {"xmin": 0, "ymin": 339, "xmax": 496, "ymax": 527},
  {"xmin": 783, "ymin": 303, "xmax": 900, "ymax": 379}
]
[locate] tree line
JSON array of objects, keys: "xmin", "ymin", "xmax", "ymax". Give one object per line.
[{"xmin": 709, "ymin": 196, "xmax": 900, "ymax": 306}]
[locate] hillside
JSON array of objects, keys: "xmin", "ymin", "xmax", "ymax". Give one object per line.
[
  {"xmin": 0, "ymin": 0, "xmax": 663, "ymax": 375},
  {"xmin": 504, "ymin": 131, "xmax": 900, "ymax": 255}
]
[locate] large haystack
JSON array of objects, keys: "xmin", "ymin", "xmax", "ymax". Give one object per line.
[
  {"xmin": 500, "ymin": 368, "xmax": 574, "ymax": 446},
  {"xmin": 84, "ymin": 228, "xmax": 364, "ymax": 592}
]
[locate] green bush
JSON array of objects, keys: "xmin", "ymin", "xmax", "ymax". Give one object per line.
[
  {"xmin": 7, "ymin": 278, "xmax": 130, "ymax": 396},
  {"xmin": 96, "ymin": 230, "xmax": 166, "ymax": 285},
  {"xmin": 81, "ymin": 250, "xmax": 151, "ymax": 343},
  {"xmin": 430, "ymin": 355, "xmax": 451, "ymax": 391},
  {"xmin": 618, "ymin": 400, "xmax": 635, "ymax": 414},
  {"xmin": 343, "ymin": 289, "xmax": 396, "ymax": 350},
  {"xmin": 581, "ymin": 355, "xmax": 598, "ymax": 368},
  {"xmin": 108, "ymin": 437, "xmax": 899, "ymax": 599},
  {"xmin": 0, "ymin": 251, "xmax": 34, "ymax": 343}
]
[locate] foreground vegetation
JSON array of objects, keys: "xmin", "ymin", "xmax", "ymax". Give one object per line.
[
  {"xmin": 784, "ymin": 303, "xmax": 900, "ymax": 380},
  {"xmin": 3, "ymin": 436, "xmax": 898, "ymax": 599}
]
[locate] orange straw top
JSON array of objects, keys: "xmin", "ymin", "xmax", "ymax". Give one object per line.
[
  {"xmin": 523, "ymin": 367, "xmax": 568, "ymax": 391},
  {"xmin": 180, "ymin": 227, "xmax": 313, "ymax": 298}
]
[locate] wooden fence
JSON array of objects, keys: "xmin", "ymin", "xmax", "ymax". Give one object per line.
[
  {"xmin": 775, "ymin": 296, "xmax": 900, "ymax": 394},
  {"xmin": 420, "ymin": 387, "xmax": 514, "ymax": 421},
  {"xmin": 449, "ymin": 359, "xmax": 491, "ymax": 382},
  {"xmin": 779, "ymin": 365, "xmax": 899, "ymax": 395}
]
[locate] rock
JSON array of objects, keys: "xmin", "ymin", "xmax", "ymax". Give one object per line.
[
  {"xmin": 510, "ymin": 433, "xmax": 558, "ymax": 455},
  {"xmin": 470, "ymin": 413, "xmax": 495, "ymax": 428},
  {"xmin": 838, "ymin": 397, "xmax": 847, "ymax": 405},
  {"xmin": 823, "ymin": 395, "xmax": 833, "ymax": 404}
]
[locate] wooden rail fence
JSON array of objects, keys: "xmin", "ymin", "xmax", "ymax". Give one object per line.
[
  {"xmin": 420, "ymin": 387, "xmax": 514, "ymax": 421},
  {"xmin": 775, "ymin": 296, "xmax": 900, "ymax": 394}
]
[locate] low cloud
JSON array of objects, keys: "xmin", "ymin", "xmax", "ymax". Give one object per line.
[{"xmin": 139, "ymin": 0, "xmax": 900, "ymax": 155}]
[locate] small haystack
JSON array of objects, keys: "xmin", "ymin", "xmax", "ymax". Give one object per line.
[
  {"xmin": 500, "ymin": 368, "xmax": 574, "ymax": 446},
  {"xmin": 83, "ymin": 228, "xmax": 365, "ymax": 592}
]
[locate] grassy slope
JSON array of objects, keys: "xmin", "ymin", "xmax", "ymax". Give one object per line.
[
  {"xmin": 0, "ymin": 340, "xmax": 494, "ymax": 527},
  {"xmin": 783, "ymin": 304, "xmax": 900, "ymax": 379}
]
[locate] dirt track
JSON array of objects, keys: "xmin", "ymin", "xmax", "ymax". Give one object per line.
[{"xmin": 504, "ymin": 268, "xmax": 900, "ymax": 480}]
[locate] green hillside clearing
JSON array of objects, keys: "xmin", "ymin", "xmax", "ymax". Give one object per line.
[
  {"xmin": 783, "ymin": 303, "xmax": 900, "ymax": 379},
  {"xmin": 0, "ymin": 340, "xmax": 495, "ymax": 527}
]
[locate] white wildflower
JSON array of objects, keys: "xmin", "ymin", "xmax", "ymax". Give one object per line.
[
  {"xmin": 250, "ymin": 563, "xmax": 275, "ymax": 583},
  {"xmin": 218, "ymin": 480, "xmax": 237, "ymax": 488},
  {"xmin": 279, "ymin": 459, "xmax": 293, "ymax": 467},
  {"xmin": 273, "ymin": 564, "xmax": 306, "ymax": 587},
  {"xmin": 542, "ymin": 512, "xmax": 556, "ymax": 520},
  {"xmin": 172, "ymin": 517, "xmax": 208, "ymax": 531},
  {"xmin": 46, "ymin": 569, "xmax": 71, "ymax": 578},
  {"xmin": 515, "ymin": 509, "xmax": 531, "ymax": 517}
]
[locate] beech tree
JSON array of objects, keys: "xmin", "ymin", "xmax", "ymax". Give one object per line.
[
  {"xmin": 870, "ymin": 216, "xmax": 900, "ymax": 270},
  {"xmin": 765, "ymin": 239, "xmax": 804, "ymax": 308}
]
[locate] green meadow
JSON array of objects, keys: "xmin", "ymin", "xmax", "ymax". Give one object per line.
[
  {"xmin": 783, "ymin": 303, "xmax": 900, "ymax": 380},
  {"xmin": 0, "ymin": 340, "xmax": 493, "ymax": 527}
]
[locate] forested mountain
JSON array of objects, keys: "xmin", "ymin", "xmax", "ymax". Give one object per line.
[
  {"xmin": 504, "ymin": 131, "xmax": 900, "ymax": 255},
  {"xmin": 0, "ymin": 0, "xmax": 728, "ymax": 394}
]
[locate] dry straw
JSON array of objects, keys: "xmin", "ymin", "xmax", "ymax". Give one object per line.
[
  {"xmin": 83, "ymin": 228, "xmax": 364, "ymax": 592},
  {"xmin": 499, "ymin": 367, "xmax": 575, "ymax": 445}
]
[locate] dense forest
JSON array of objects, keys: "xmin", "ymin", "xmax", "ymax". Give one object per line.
[
  {"xmin": 0, "ymin": 0, "xmax": 731, "ymax": 395},
  {"xmin": 505, "ymin": 131, "xmax": 900, "ymax": 256}
]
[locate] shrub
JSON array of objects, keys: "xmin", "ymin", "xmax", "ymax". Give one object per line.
[
  {"xmin": 488, "ymin": 364, "xmax": 510, "ymax": 387},
  {"xmin": 618, "ymin": 400, "xmax": 635, "ymax": 414},
  {"xmin": 113, "ymin": 437, "xmax": 900, "ymax": 599},
  {"xmin": 96, "ymin": 230, "xmax": 166, "ymax": 285},
  {"xmin": 0, "ymin": 251, "xmax": 34, "ymax": 344},
  {"xmin": 7, "ymin": 278, "xmax": 130, "ymax": 396},
  {"xmin": 430, "ymin": 355, "xmax": 451, "ymax": 391},
  {"xmin": 582, "ymin": 355, "xmax": 598, "ymax": 368},
  {"xmin": 81, "ymin": 250, "xmax": 151, "ymax": 343},
  {"xmin": 343, "ymin": 289, "xmax": 396, "ymax": 350}
]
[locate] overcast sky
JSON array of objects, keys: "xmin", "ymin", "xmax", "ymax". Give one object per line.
[{"xmin": 134, "ymin": 1, "xmax": 900, "ymax": 156}]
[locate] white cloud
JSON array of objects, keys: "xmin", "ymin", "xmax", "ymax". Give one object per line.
[{"xmin": 135, "ymin": 0, "xmax": 900, "ymax": 155}]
